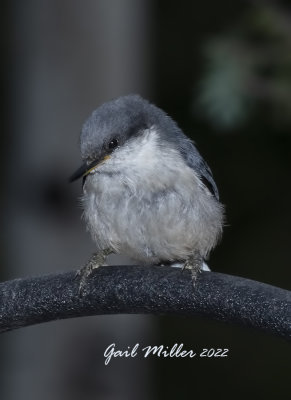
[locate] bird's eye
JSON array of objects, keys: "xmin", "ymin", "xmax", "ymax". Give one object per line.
[{"xmin": 108, "ymin": 138, "xmax": 119, "ymax": 150}]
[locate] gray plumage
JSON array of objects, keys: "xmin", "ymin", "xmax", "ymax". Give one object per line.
[{"xmin": 76, "ymin": 94, "xmax": 224, "ymax": 266}]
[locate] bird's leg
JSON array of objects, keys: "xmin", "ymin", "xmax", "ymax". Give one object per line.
[
  {"xmin": 76, "ymin": 249, "xmax": 112, "ymax": 294},
  {"xmin": 183, "ymin": 251, "xmax": 203, "ymax": 285}
]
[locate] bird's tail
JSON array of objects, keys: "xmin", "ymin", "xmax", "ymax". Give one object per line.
[
  {"xmin": 170, "ymin": 261, "xmax": 211, "ymax": 271},
  {"xmin": 202, "ymin": 261, "xmax": 211, "ymax": 271}
]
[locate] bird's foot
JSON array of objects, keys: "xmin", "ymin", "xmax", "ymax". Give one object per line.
[
  {"xmin": 76, "ymin": 249, "xmax": 112, "ymax": 295},
  {"xmin": 183, "ymin": 253, "xmax": 203, "ymax": 286}
]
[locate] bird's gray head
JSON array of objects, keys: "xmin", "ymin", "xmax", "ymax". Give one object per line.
[
  {"xmin": 70, "ymin": 94, "xmax": 183, "ymax": 182},
  {"xmin": 80, "ymin": 94, "xmax": 152, "ymax": 161},
  {"xmin": 69, "ymin": 94, "xmax": 219, "ymax": 200}
]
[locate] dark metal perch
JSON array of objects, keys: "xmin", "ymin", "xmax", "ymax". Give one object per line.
[{"xmin": 0, "ymin": 265, "xmax": 290, "ymax": 339}]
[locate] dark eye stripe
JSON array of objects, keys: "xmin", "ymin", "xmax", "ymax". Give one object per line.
[{"xmin": 108, "ymin": 138, "xmax": 119, "ymax": 150}]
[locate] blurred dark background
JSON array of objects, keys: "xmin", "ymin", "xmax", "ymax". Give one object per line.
[{"xmin": 1, "ymin": 1, "xmax": 290, "ymax": 399}]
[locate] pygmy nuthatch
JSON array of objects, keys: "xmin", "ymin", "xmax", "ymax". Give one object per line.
[{"xmin": 70, "ymin": 95, "xmax": 224, "ymax": 289}]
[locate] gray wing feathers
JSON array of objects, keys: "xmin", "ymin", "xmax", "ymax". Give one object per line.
[{"xmin": 179, "ymin": 138, "xmax": 220, "ymax": 201}]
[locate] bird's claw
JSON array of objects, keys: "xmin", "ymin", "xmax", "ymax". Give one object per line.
[
  {"xmin": 76, "ymin": 249, "xmax": 111, "ymax": 295},
  {"xmin": 182, "ymin": 253, "xmax": 203, "ymax": 285}
]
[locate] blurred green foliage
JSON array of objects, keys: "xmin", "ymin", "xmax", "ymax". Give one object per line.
[{"xmin": 198, "ymin": 4, "xmax": 291, "ymax": 130}]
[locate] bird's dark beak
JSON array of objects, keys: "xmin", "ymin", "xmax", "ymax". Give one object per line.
[
  {"xmin": 69, "ymin": 155, "xmax": 111, "ymax": 183},
  {"xmin": 69, "ymin": 163, "xmax": 89, "ymax": 182}
]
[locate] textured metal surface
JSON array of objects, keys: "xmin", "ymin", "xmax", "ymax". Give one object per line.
[{"xmin": 0, "ymin": 266, "xmax": 290, "ymax": 339}]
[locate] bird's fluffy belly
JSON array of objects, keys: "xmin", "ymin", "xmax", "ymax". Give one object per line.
[{"xmin": 82, "ymin": 171, "xmax": 223, "ymax": 263}]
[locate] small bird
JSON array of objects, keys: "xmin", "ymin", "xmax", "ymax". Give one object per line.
[{"xmin": 70, "ymin": 95, "xmax": 224, "ymax": 290}]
